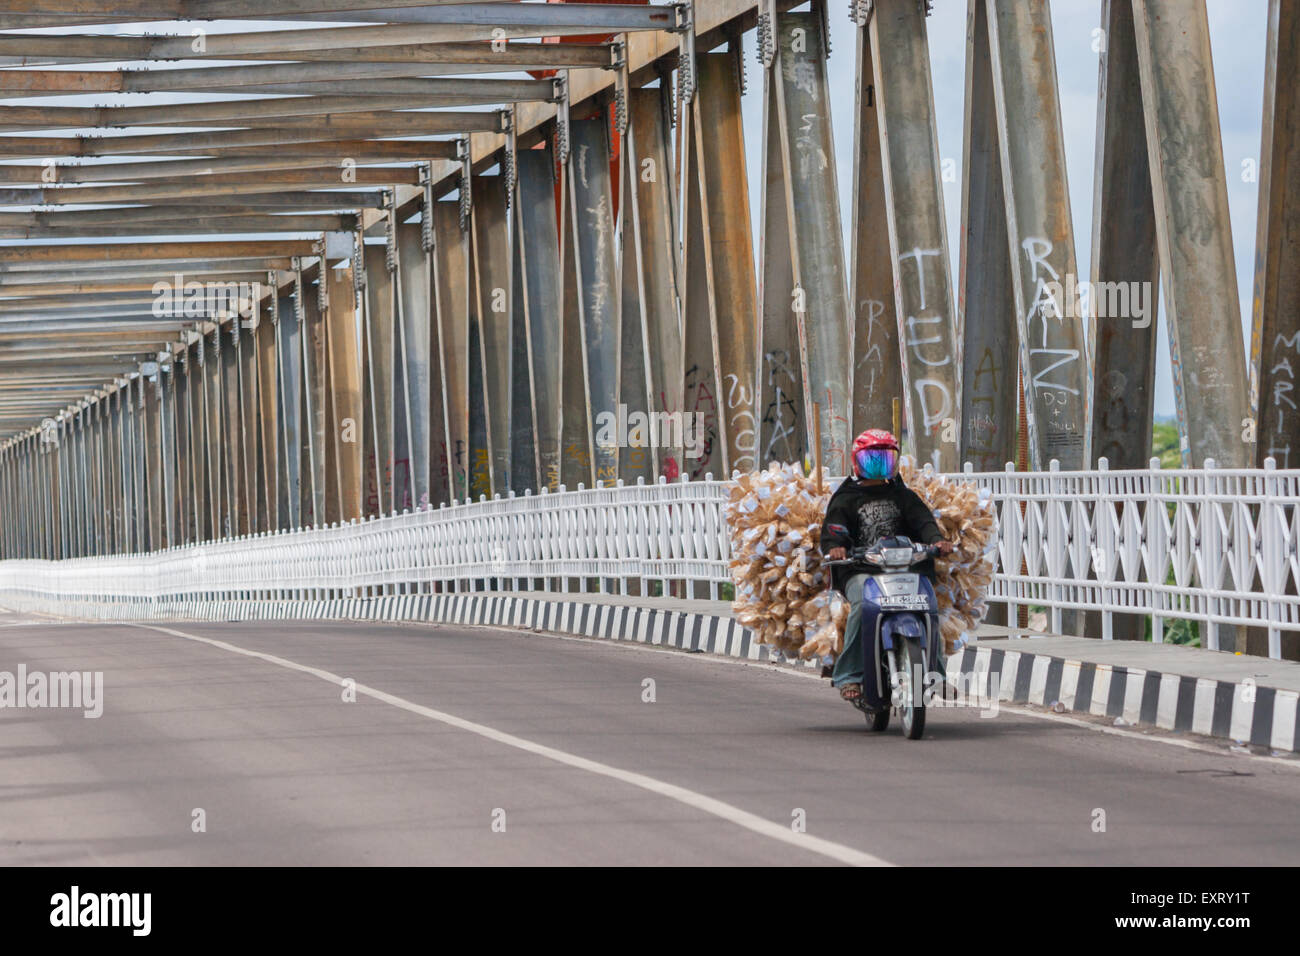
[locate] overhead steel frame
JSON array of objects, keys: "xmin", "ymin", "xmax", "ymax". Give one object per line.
[{"xmin": 0, "ymin": 0, "xmax": 1285, "ymax": 610}]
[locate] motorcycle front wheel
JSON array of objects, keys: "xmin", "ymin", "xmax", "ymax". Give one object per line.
[{"xmin": 896, "ymin": 640, "xmax": 927, "ymax": 740}]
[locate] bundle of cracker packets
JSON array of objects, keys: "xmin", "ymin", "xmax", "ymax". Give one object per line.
[
  {"xmin": 897, "ymin": 458, "xmax": 1000, "ymax": 654},
  {"xmin": 725, "ymin": 462, "xmax": 846, "ymax": 660},
  {"xmin": 725, "ymin": 459, "xmax": 998, "ymax": 661}
]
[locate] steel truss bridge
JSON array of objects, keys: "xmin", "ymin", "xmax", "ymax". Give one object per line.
[{"xmin": 0, "ymin": 0, "xmax": 1296, "ymax": 657}]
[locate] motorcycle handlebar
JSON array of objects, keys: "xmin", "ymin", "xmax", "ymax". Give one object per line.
[{"xmin": 822, "ymin": 543, "xmax": 943, "ymax": 567}]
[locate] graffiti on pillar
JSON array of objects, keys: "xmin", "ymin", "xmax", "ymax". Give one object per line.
[
  {"xmin": 821, "ymin": 386, "xmax": 849, "ymax": 475},
  {"xmin": 898, "ymin": 248, "xmax": 953, "ymax": 467},
  {"xmin": 856, "ymin": 299, "xmax": 888, "ymax": 412},
  {"xmin": 542, "ymin": 449, "xmax": 560, "ymax": 490},
  {"xmin": 684, "ymin": 363, "xmax": 717, "ymax": 479},
  {"xmin": 794, "ymin": 114, "xmax": 828, "ymax": 182},
  {"xmin": 724, "ymin": 372, "xmax": 756, "ymax": 475},
  {"xmin": 965, "ymin": 346, "xmax": 1003, "ymax": 470},
  {"xmin": 451, "ymin": 437, "xmax": 467, "ymax": 499},
  {"xmin": 761, "ymin": 349, "xmax": 800, "ymax": 466},
  {"xmin": 654, "ymin": 385, "xmax": 682, "ymax": 480},
  {"xmin": 435, "ymin": 439, "xmax": 449, "ymax": 507},
  {"xmin": 1022, "ymin": 237, "xmax": 1083, "ymax": 462},
  {"xmin": 562, "ymin": 441, "xmax": 590, "ymax": 484},
  {"xmin": 469, "ymin": 446, "xmax": 491, "ymax": 500},
  {"xmin": 1264, "ymin": 331, "xmax": 1299, "ymax": 468}
]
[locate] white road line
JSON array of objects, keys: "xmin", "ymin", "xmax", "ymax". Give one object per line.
[{"xmin": 135, "ymin": 623, "xmax": 892, "ymax": 867}]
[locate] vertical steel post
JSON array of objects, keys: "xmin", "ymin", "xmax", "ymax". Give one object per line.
[
  {"xmin": 622, "ymin": 85, "xmax": 683, "ymax": 479},
  {"xmin": 958, "ymin": 0, "xmax": 1019, "ymax": 471},
  {"xmin": 567, "ymin": 116, "xmax": 621, "ymax": 487},
  {"xmin": 847, "ymin": 2, "xmax": 904, "ymax": 448},
  {"xmin": 763, "ymin": 6, "xmax": 851, "ymax": 473},
  {"xmin": 299, "ymin": 270, "xmax": 328, "ymax": 527},
  {"xmin": 1088, "ymin": 0, "xmax": 1160, "ymax": 470},
  {"xmin": 327, "ymin": 259, "xmax": 365, "ymax": 522},
  {"xmin": 681, "ymin": 50, "xmax": 760, "ymax": 479},
  {"xmin": 1134, "ymin": 0, "xmax": 1249, "ymax": 469},
  {"xmin": 557, "ymin": 116, "xmax": 594, "ymax": 492},
  {"xmin": 516, "ymin": 144, "xmax": 563, "ymax": 491},
  {"xmin": 203, "ymin": 329, "xmax": 225, "ymax": 539},
  {"xmin": 986, "ymin": 0, "xmax": 1090, "ymax": 469},
  {"xmin": 159, "ymin": 361, "xmax": 177, "ymax": 548},
  {"xmin": 396, "ymin": 220, "xmax": 434, "ymax": 509},
  {"xmin": 237, "ymin": 314, "xmax": 260, "ymax": 533},
  {"xmin": 1251, "ymin": 0, "xmax": 1300, "ymax": 471},
  {"xmin": 276, "ymin": 292, "xmax": 303, "ymax": 529},
  {"xmin": 144, "ymin": 365, "xmax": 163, "ymax": 551},
  {"xmin": 362, "ymin": 242, "xmax": 394, "ymax": 516},
  {"xmin": 255, "ymin": 299, "xmax": 279, "ymax": 532},
  {"xmin": 472, "ymin": 174, "xmax": 514, "ymax": 494},
  {"xmin": 221, "ymin": 321, "xmax": 246, "ymax": 537},
  {"xmin": 173, "ymin": 348, "xmax": 193, "ymax": 545},
  {"xmin": 870, "ymin": 0, "xmax": 961, "ymax": 469},
  {"xmin": 431, "ymin": 199, "xmax": 472, "ymax": 501}
]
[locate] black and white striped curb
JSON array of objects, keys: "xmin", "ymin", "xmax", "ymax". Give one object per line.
[
  {"xmin": 3, "ymin": 590, "xmax": 807, "ymax": 665},
  {"xmin": 950, "ymin": 643, "xmax": 1299, "ymax": 754}
]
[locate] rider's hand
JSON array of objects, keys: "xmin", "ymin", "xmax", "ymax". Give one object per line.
[
  {"xmin": 827, "ymin": 547, "xmax": 847, "ymax": 561},
  {"xmin": 935, "ymin": 540, "xmax": 955, "ymax": 556}
]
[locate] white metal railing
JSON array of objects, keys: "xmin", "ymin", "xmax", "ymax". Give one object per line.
[{"xmin": 2, "ymin": 459, "xmax": 1299, "ymax": 659}]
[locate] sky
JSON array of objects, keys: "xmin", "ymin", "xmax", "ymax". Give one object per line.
[{"xmin": 740, "ymin": 0, "xmax": 1270, "ymax": 419}]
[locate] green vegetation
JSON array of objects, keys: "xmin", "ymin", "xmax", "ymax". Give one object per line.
[
  {"xmin": 1149, "ymin": 420, "xmax": 1200, "ymax": 644},
  {"xmin": 1151, "ymin": 420, "xmax": 1183, "ymax": 470},
  {"xmin": 1147, "ymin": 615, "xmax": 1199, "ymax": 646}
]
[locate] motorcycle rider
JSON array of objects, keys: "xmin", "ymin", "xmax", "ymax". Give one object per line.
[{"xmin": 821, "ymin": 429, "xmax": 953, "ymax": 704}]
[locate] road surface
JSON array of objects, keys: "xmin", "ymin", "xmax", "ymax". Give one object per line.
[{"xmin": 1, "ymin": 610, "xmax": 1295, "ymax": 865}]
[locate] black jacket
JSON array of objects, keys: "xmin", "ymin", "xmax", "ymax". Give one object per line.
[{"xmin": 820, "ymin": 476, "xmax": 944, "ymax": 592}]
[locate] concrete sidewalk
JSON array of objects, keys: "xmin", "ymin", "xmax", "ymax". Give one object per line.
[
  {"xmin": 972, "ymin": 625, "xmax": 1300, "ymax": 693},
  {"xmin": 953, "ymin": 627, "xmax": 1300, "ymax": 753}
]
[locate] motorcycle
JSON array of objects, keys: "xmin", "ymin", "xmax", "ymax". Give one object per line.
[{"xmin": 825, "ymin": 536, "xmax": 942, "ymax": 740}]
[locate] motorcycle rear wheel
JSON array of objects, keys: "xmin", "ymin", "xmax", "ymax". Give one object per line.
[{"xmin": 864, "ymin": 704, "xmax": 890, "ymax": 732}]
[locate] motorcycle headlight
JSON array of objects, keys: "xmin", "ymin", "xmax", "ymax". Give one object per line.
[{"xmin": 882, "ymin": 547, "xmax": 913, "ymax": 566}]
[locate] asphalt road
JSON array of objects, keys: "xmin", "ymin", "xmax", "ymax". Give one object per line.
[{"xmin": 1, "ymin": 609, "xmax": 1296, "ymax": 866}]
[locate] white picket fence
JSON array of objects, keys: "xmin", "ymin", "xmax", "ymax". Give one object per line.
[{"xmin": 2, "ymin": 458, "xmax": 1299, "ymax": 658}]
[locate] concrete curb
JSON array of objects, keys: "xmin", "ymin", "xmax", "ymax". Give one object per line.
[{"xmin": 950, "ymin": 643, "xmax": 1299, "ymax": 754}]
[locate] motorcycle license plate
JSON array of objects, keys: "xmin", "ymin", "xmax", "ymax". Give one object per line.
[{"xmin": 877, "ymin": 594, "xmax": 930, "ymax": 611}]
